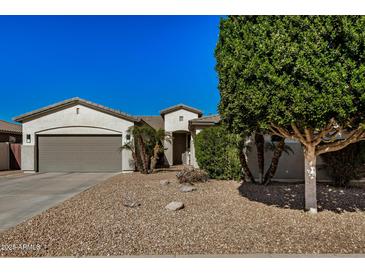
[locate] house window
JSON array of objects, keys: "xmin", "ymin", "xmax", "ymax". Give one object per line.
[
  {"xmin": 26, "ymin": 134, "xmax": 31, "ymax": 143},
  {"xmin": 76, "ymin": 107, "xmax": 80, "ymax": 114},
  {"xmin": 126, "ymin": 134, "xmax": 131, "ymax": 141},
  {"xmin": 179, "ymin": 116, "xmax": 184, "ymax": 122}
]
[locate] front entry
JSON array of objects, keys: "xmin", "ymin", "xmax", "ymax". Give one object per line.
[{"xmin": 172, "ymin": 132, "xmax": 190, "ymax": 165}]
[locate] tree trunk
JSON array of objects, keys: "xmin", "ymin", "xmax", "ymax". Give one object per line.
[
  {"xmin": 150, "ymin": 143, "xmax": 160, "ymax": 172},
  {"xmin": 131, "ymin": 150, "xmax": 141, "ymax": 172},
  {"xmin": 133, "ymin": 139, "xmax": 144, "ymax": 172},
  {"xmin": 138, "ymin": 135, "xmax": 149, "ymax": 174},
  {"xmin": 263, "ymin": 138, "xmax": 285, "ymax": 185},
  {"xmin": 304, "ymin": 146, "xmax": 317, "ymax": 213},
  {"xmin": 255, "ymin": 133, "xmax": 265, "ymax": 184},
  {"xmin": 238, "ymin": 148, "xmax": 256, "ymax": 184}
]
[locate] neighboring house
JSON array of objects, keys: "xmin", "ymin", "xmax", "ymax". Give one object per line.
[
  {"xmin": 0, "ymin": 120, "xmax": 22, "ymax": 143},
  {"xmin": 0, "ymin": 120, "xmax": 22, "ymax": 170},
  {"xmin": 13, "ymin": 97, "xmax": 217, "ymax": 173}
]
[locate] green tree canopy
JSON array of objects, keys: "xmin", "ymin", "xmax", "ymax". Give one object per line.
[{"xmin": 215, "ymin": 16, "xmax": 365, "ymax": 212}]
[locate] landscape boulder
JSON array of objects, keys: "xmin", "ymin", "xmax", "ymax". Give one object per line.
[
  {"xmin": 165, "ymin": 201, "xmax": 184, "ymax": 211},
  {"xmin": 180, "ymin": 184, "xmax": 197, "ymax": 193},
  {"xmin": 160, "ymin": 179, "xmax": 171, "ymax": 186},
  {"xmin": 123, "ymin": 199, "xmax": 141, "ymax": 208}
]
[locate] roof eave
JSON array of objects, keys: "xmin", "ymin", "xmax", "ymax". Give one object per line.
[
  {"xmin": 188, "ymin": 121, "xmax": 218, "ymax": 131},
  {"xmin": 189, "ymin": 121, "xmax": 217, "ymax": 126},
  {"xmin": 13, "ymin": 100, "xmax": 77, "ymax": 122},
  {"xmin": 159, "ymin": 105, "xmax": 203, "ymax": 117},
  {"xmin": 0, "ymin": 129, "xmax": 22, "ymax": 135},
  {"xmin": 14, "ymin": 98, "xmax": 140, "ymax": 123}
]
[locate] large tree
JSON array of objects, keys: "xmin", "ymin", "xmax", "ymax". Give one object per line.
[{"xmin": 216, "ymin": 16, "xmax": 365, "ymax": 212}]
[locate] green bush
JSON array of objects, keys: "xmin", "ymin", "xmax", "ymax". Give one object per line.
[
  {"xmin": 194, "ymin": 125, "xmax": 241, "ymax": 180},
  {"xmin": 321, "ymin": 141, "xmax": 365, "ymax": 186}
]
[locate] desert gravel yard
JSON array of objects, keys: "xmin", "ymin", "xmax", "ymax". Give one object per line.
[{"xmin": 1, "ymin": 170, "xmax": 365, "ymax": 256}]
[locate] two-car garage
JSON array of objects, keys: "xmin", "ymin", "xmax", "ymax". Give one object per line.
[{"xmin": 37, "ymin": 135, "xmax": 123, "ymax": 172}]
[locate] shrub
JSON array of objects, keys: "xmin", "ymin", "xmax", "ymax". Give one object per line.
[
  {"xmin": 321, "ymin": 141, "xmax": 365, "ymax": 186},
  {"xmin": 194, "ymin": 125, "xmax": 241, "ymax": 180},
  {"xmin": 176, "ymin": 167, "xmax": 209, "ymax": 184}
]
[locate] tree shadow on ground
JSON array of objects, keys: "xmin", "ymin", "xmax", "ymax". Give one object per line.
[{"xmin": 238, "ymin": 182, "xmax": 365, "ymax": 213}]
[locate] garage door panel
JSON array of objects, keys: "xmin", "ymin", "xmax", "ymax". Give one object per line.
[{"xmin": 38, "ymin": 135, "xmax": 123, "ymax": 172}]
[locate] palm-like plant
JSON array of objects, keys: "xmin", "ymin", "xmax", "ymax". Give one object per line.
[
  {"xmin": 254, "ymin": 132, "xmax": 265, "ymax": 184},
  {"xmin": 263, "ymin": 136, "xmax": 294, "ymax": 185},
  {"xmin": 150, "ymin": 128, "xmax": 171, "ymax": 171},
  {"xmin": 122, "ymin": 135, "xmax": 141, "ymax": 172},
  {"xmin": 238, "ymin": 134, "xmax": 293, "ymax": 185},
  {"xmin": 237, "ymin": 134, "xmax": 256, "ymax": 183},
  {"xmin": 123, "ymin": 125, "xmax": 170, "ymax": 174}
]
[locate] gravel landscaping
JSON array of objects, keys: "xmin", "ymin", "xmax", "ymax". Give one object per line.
[{"xmin": 0, "ymin": 170, "xmax": 365, "ymax": 256}]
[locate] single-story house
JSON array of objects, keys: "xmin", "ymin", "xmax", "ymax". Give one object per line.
[
  {"xmin": 13, "ymin": 97, "xmax": 331, "ymax": 181},
  {"xmin": 13, "ymin": 97, "xmax": 216, "ymax": 173}
]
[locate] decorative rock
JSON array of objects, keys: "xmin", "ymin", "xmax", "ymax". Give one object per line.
[
  {"xmin": 160, "ymin": 180, "xmax": 170, "ymax": 186},
  {"xmin": 180, "ymin": 185, "xmax": 197, "ymax": 193},
  {"xmin": 123, "ymin": 201, "xmax": 141, "ymax": 208},
  {"xmin": 165, "ymin": 201, "xmax": 184, "ymax": 211}
]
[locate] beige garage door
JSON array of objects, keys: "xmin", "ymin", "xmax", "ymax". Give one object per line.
[{"xmin": 38, "ymin": 135, "xmax": 123, "ymax": 172}]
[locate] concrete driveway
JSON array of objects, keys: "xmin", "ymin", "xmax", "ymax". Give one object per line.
[{"xmin": 0, "ymin": 172, "xmax": 118, "ymax": 232}]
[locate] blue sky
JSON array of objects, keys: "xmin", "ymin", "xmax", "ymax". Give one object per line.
[{"xmin": 0, "ymin": 16, "xmax": 221, "ymax": 122}]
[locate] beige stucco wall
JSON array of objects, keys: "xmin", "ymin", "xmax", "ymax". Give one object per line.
[
  {"xmin": 190, "ymin": 130, "xmax": 198, "ymax": 168},
  {"xmin": 21, "ymin": 104, "xmax": 134, "ymax": 172},
  {"xmin": 190, "ymin": 127, "xmax": 207, "ymax": 168},
  {"xmin": 164, "ymin": 109, "xmax": 199, "ymax": 165},
  {"xmin": 0, "ymin": 143, "xmax": 9, "ymax": 170},
  {"xmin": 164, "ymin": 109, "xmax": 199, "ymax": 132}
]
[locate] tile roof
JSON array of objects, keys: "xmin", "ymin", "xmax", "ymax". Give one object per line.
[
  {"xmin": 138, "ymin": 116, "xmax": 164, "ymax": 130},
  {"xmin": 160, "ymin": 104, "xmax": 203, "ymax": 117},
  {"xmin": 0, "ymin": 120, "xmax": 22, "ymax": 134},
  {"xmin": 189, "ymin": 114, "xmax": 221, "ymax": 126},
  {"xmin": 14, "ymin": 97, "xmax": 140, "ymax": 123}
]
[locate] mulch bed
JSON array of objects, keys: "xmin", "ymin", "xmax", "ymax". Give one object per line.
[{"xmin": 0, "ymin": 171, "xmax": 365, "ymax": 256}]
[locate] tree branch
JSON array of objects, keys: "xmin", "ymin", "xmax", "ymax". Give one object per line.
[
  {"xmin": 291, "ymin": 123, "xmax": 308, "ymax": 145},
  {"xmin": 269, "ymin": 126, "xmax": 284, "ymax": 137},
  {"xmin": 312, "ymin": 118, "xmax": 339, "ymax": 146},
  {"xmin": 316, "ymin": 128, "xmax": 365, "ymax": 155},
  {"xmin": 304, "ymin": 128, "xmax": 312, "ymax": 143},
  {"xmin": 270, "ymin": 124, "xmax": 291, "ymax": 138}
]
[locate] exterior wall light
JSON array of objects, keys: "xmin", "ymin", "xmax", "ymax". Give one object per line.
[{"xmin": 26, "ymin": 134, "xmax": 31, "ymax": 143}]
